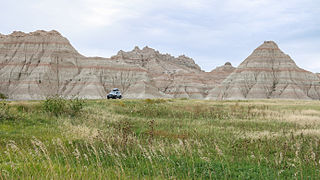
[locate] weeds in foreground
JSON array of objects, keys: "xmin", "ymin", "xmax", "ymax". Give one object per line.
[
  {"xmin": 1, "ymin": 99, "xmax": 320, "ymax": 179},
  {"xmin": 0, "ymin": 101, "xmax": 19, "ymax": 121},
  {"xmin": 42, "ymin": 96, "xmax": 85, "ymax": 117},
  {"xmin": 1, "ymin": 133, "xmax": 320, "ymax": 179}
]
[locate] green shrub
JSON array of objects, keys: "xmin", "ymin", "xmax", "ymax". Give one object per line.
[
  {"xmin": 42, "ymin": 96, "xmax": 85, "ymax": 117},
  {"xmin": 0, "ymin": 101, "xmax": 16, "ymax": 121},
  {"xmin": 0, "ymin": 93, "xmax": 7, "ymax": 99},
  {"xmin": 42, "ymin": 96, "xmax": 66, "ymax": 116},
  {"xmin": 179, "ymin": 97, "xmax": 189, "ymax": 100},
  {"xmin": 68, "ymin": 98, "xmax": 85, "ymax": 117}
]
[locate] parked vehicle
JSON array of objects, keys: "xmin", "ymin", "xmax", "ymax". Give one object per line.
[{"xmin": 107, "ymin": 88, "xmax": 122, "ymax": 99}]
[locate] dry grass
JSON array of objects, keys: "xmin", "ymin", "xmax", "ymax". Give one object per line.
[{"xmin": 1, "ymin": 99, "xmax": 320, "ymax": 179}]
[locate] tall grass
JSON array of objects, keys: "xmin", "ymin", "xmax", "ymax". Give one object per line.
[
  {"xmin": 114, "ymin": 100, "xmax": 268, "ymax": 120},
  {"xmin": 1, "ymin": 99, "xmax": 320, "ymax": 179},
  {"xmin": 42, "ymin": 96, "xmax": 85, "ymax": 117},
  {"xmin": 0, "ymin": 101, "xmax": 20, "ymax": 122}
]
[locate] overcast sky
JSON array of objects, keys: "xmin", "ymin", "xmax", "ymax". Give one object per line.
[{"xmin": 1, "ymin": 0, "xmax": 319, "ymax": 72}]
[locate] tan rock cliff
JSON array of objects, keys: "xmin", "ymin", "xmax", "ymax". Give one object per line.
[{"xmin": 1, "ymin": 31, "xmax": 319, "ymax": 100}]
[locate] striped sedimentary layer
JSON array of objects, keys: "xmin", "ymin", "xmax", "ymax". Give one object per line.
[
  {"xmin": 0, "ymin": 30, "xmax": 150, "ymax": 99},
  {"xmin": 0, "ymin": 30, "xmax": 319, "ymax": 100},
  {"xmin": 207, "ymin": 41, "xmax": 320, "ymax": 100},
  {"xmin": 110, "ymin": 47, "xmax": 236, "ymax": 99},
  {"xmin": 0, "ymin": 30, "xmax": 212, "ymax": 100}
]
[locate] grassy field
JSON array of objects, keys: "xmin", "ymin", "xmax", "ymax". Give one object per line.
[{"xmin": 1, "ymin": 98, "xmax": 320, "ymax": 179}]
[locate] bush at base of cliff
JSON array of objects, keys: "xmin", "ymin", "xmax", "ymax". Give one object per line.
[
  {"xmin": 0, "ymin": 93, "xmax": 7, "ymax": 100},
  {"xmin": 42, "ymin": 96, "xmax": 85, "ymax": 117}
]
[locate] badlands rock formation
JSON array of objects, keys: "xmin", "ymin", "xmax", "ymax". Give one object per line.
[
  {"xmin": 207, "ymin": 41, "xmax": 320, "ymax": 100},
  {"xmin": 0, "ymin": 30, "xmax": 214, "ymax": 100},
  {"xmin": 0, "ymin": 30, "xmax": 148, "ymax": 99},
  {"xmin": 0, "ymin": 30, "xmax": 319, "ymax": 100}
]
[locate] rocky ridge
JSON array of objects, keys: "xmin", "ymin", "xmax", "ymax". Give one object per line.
[
  {"xmin": 0, "ymin": 30, "xmax": 146, "ymax": 99},
  {"xmin": 0, "ymin": 30, "xmax": 207, "ymax": 99},
  {"xmin": 0, "ymin": 30, "xmax": 319, "ymax": 100}
]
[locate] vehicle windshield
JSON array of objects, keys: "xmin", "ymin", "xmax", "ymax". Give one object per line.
[{"xmin": 109, "ymin": 91, "xmax": 121, "ymax": 95}]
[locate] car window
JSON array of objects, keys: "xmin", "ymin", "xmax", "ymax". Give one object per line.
[{"xmin": 109, "ymin": 90, "xmax": 121, "ymax": 95}]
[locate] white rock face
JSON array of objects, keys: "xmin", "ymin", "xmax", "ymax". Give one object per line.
[{"xmin": 0, "ymin": 31, "xmax": 319, "ymax": 100}]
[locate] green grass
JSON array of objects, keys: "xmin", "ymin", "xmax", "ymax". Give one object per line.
[{"xmin": 1, "ymin": 99, "xmax": 320, "ymax": 179}]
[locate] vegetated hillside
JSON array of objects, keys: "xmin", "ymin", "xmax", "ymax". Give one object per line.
[
  {"xmin": 1, "ymin": 99, "xmax": 320, "ymax": 179},
  {"xmin": 1, "ymin": 30, "xmax": 320, "ymax": 100}
]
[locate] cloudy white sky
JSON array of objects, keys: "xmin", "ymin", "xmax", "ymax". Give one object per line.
[{"xmin": 1, "ymin": 0, "xmax": 319, "ymax": 72}]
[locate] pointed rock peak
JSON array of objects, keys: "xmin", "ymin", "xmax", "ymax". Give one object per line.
[
  {"xmin": 114, "ymin": 50, "xmax": 125, "ymax": 57},
  {"xmin": 10, "ymin": 31, "xmax": 27, "ymax": 37},
  {"xmin": 178, "ymin": 55, "xmax": 198, "ymax": 62},
  {"xmin": 130, "ymin": 45, "xmax": 160, "ymax": 55},
  {"xmin": 142, "ymin": 46, "xmax": 152, "ymax": 50},
  {"xmin": 142, "ymin": 46, "xmax": 158, "ymax": 53},
  {"xmin": 239, "ymin": 41, "xmax": 298, "ymax": 69},
  {"xmin": 177, "ymin": 55, "xmax": 196, "ymax": 63},
  {"xmin": 48, "ymin": 30, "xmax": 61, "ymax": 35},
  {"xmin": 257, "ymin": 40, "xmax": 279, "ymax": 49},
  {"xmin": 178, "ymin": 55, "xmax": 189, "ymax": 58},
  {"xmin": 133, "ymin": 46, "xmax": 140, "ymax": 51},
  {"xmin": 211, "ymin": 62, "xmax": 235, "ymax": 72},
  {"xmin": 118, "ymin": 50, "xmax": 125, "ymax": 54},
  {"xmin": 174, "ymin": 55, "xmax": 202, "ymax": 71},
  {"xmin": 264, "ymin": 40, "xmax": 277, "ymax": 44}
]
